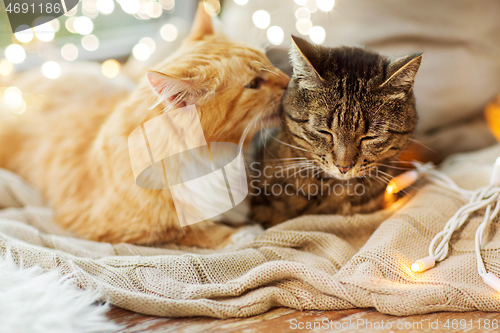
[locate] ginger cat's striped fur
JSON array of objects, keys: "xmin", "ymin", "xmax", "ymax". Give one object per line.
[{"xmin": 0, "ymin": 4, "xmax": 288, "ymax": 248}]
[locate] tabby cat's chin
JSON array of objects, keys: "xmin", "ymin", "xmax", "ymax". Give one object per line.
[{"xmin": 316, "ymin": 168, "xmax": 358, "ymax": 181}]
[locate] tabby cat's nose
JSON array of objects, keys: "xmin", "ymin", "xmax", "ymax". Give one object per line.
[{"xmin": 335, "ymin": 162, "xmax": 355, "ymax": 174}]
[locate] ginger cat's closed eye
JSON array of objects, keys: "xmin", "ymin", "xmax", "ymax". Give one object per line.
[{"xmin": 0, "ymin": 4, "xmax": 289, "ymax": 248}]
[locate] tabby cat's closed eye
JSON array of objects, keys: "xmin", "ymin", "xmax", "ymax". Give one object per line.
[
  {"xmin": 318, "ymin": 130, "xmax": 333, "ymax": 139},
  {"xmin": 361, "ymin": 136, "xmax": 378, "ymax": 142}
]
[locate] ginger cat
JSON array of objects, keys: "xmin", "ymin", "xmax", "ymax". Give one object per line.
[{"xmin": 0, "ymin": 4, "xmax": 289, "ymax": 248}]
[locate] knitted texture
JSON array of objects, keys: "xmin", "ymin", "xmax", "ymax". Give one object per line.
[{"xmin": 1, "ymin": 145, "xmax": 500, "ymax": 318}]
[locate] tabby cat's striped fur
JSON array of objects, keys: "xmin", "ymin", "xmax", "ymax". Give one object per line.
[{"xmin": 251, "ymin": 36, "xmax": 422, "ymax": 227}]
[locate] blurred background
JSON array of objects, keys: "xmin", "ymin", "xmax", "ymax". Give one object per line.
[{"xmin": 0, "ymin": 0, "xmax": 499, "ymax": 160}]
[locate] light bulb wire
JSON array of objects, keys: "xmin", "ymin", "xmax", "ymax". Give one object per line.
[{"xmin": 413, "ymin": 162, "xmax": 500, "ymax": 274}]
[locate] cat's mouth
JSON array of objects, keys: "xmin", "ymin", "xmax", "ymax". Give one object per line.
[{"xmin": 318, "ymin": 166, "xmax": 360, "ymax": 180}]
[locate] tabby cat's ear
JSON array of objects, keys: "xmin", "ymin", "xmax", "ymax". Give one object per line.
[
  {"xmin": 187, "ymin": 2, "xmax": 214, "ymax": 41},
  {"xmin": 379, "ymin": 53, "xmax": 423, "ymax": 94},
  {"xmin": 289, "ymin": 35, "xmax": 325, "ymax": 89},
  {"xmin": 147, "ymin": 71, "xmax": 205, "ymax": 108}
]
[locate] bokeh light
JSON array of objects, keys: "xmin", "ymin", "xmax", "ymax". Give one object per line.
[
  {"xmin": 252, "ymin": 10, "xmax": 271, "ymax": 30},
  {"xmin": 309, "ymin": 26, "xmax": 326, "ymax": 44},
  {"xmin": 34, "ymin": 23, "xmax": 55, "ymax": 42},
  {"xmin": 49, "ymin": 18, "xmax": 60, "ymax": 32},
  {"xmin": 14, "ymin": 25, "xmax": 34, "ymax": 43},
  {"xmin": 83, "ymin": 0, "xmax": 99, "ymax": 18},
  {"xmin": 294, "ymin": 0, "xmax": 307, "ymax": 5},
  {"xmin": 139, "ymin": 37, "xmax": 156, "ymax": 53},
  {"xmin": 233, "ymin": 0, "xmax": 248, "ymax": 5},
  {"xmin": 3, "ymin": 87, "xmax": 23, "ymax": 110},
  {"xmin": 160, "ymin": 23, "xmax": 178, "ymax": 42},
  {"xmin": 65, "ymin": 17, "xmax": 77, "ymax": 33},
  {"xmin": 132, "ymin": 43, "xmax": 150, "ymax": 61},
  {"xmin": 81, "ymin": 34, "xmax": 99, "ymax": 51},
  {"xmin": 145, "ymin": 2, "xmax": 163, "ymax": 18},
  {"xmin": 267, "ymin": 26, "xmax": 284, "ymax": 45},
  {"xmin": 296, "ymin": 20, "xmax": 313, "ymax": 35},
  {"xmin": 159, "ymin": 0, "xmax": 175, "ymax": 11},
  {"xmin": 317, "ymin": 0, "xmax": 335, "ymax": 12},
  {"xmin": 61, "ymin": 44, "xmax": 79, "ymax": 61},
  {"xmin": 101, "ymin": 59, "xmax": 121, "ymax": 78},
  {"xmin": 42, "ymin": 61, "xmax": 62, "ymax": 79},
  {"xmin": 74, "ymin": 16, "xmax": 94, "ymax": 35},
  {"xmin": 0, "ymin": 60, "xmax": 14, "ymax": 76},
  {"xmin": 5, "ymin": 44, "xmax": 26, "ymax": 64},
  {"xmin": 121, "ymin": 0, "xmax": 140, "ymax": 14},
  {"xmin": 306, "ymin": 0, "xmax": 318, "ymax": 13},
  {"xmin": 295, "ymin": 7, "xmax": 311, "ymax": 22},
  {"xmin": 203, "ymin": 0, "xmax": 220, "ymax": 15},
  {"xmin": 96, "ymin": 0, "xmax": 115, "ymax": 14}
]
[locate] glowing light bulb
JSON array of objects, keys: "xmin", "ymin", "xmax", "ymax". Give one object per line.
[
  {"xmin": 160, "ymin": 24, "xmax": 177, "ymax": 42},
  {"xmin": 41, "ymin": 61, "xmax": 62, "ymax": 80},
  {"xmin": 61, "ymin": 44, "xmax": 79, "ymax": 61},
  {"xmin": 96, "ymin": 0, "xmax": 115, "ymax": 14},
  {"xmin": 481, "ymin": 273, "xmax": 500, "ymax": 292},
  {"xmin": 386, "ymin": 170, "xmax": 418, "ymax": 195},
  {"xmin": 233, "ymin": 0, "xmax": 248, "ymax": 5},
  {"xmin": 14, "ymin": 25, "xmax": 34, "ymax": 43},
  {"xmin": 132, "ymin": 43, "xmax": 150, "ymax": 61},
  {"xmin": 74, "ymin": 16, "xmax": 94, "ymax": 35},
  {"xmin": 0, "ymin": 60, "xmax": 14, "ymax": 76},
  {"xmin": 309, "ymin": 26, "xmax": 326, "ymax": 44},
  {"xmin": 386, "ymin": 185, "xmax": 394, "ymax": 195},
  {"xmin": 411, "ymin": 256, "xmax": 435, "ymax": 273},
  {"xmin": 101, "ymin": 59, "xmax": 121, "ymax": 78},
  {"xmin": 5, "ymin": 44, "xmax": 26, "ymax": 64},
  {"xmin": 81, "ymin": 34, "xmax": 99, "ymax": 51},
  {"xmin": 317, "ymin": 0, "xmax": 335, "ymax": 12},
  {"xmin": 34, "ymin": 23, "xmax": 55, "ymax": 42},
  {"xmin": 252, "ymin": 10, "xmax": 270, "ymax": 30},
  {"xmin": 267, "ymin": 26, "xmax": 284, "ymax": 46}
]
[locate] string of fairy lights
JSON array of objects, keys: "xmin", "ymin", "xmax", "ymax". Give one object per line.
[{"xmin": 0, "ymin": 0, "xmax": 334, "ymax": 114}]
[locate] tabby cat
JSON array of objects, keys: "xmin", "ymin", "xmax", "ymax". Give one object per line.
[
  {"xmin": 251, "ymin": 36, "xmax": 422, "ymax": 227},
  {"xmin": 0, "ymin": 4, "xmax": 288, "ymax": 247}
]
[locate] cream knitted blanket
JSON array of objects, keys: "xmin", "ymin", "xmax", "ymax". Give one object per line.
[{"xmin": 1, "ymin": 145, "xmax": 500, "ymax": 318}]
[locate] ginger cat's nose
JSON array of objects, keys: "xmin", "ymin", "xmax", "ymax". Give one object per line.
[{"xmin": 274, "ymin": 68, "xmax": 290, "ymax": 89}]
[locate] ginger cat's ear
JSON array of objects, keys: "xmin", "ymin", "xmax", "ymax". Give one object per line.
[
  {"xmin": 187, "ymin": 2, "xmax": 214, "ymax": 41},
  {"xmin": 147, "ymin": 71, "xmax": 206, "ymax": 109}
]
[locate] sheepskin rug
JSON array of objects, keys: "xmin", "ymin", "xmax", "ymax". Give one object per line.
[{"xmin": 0, "ymin": 252, "xmax": 121, "ymax": 333}]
